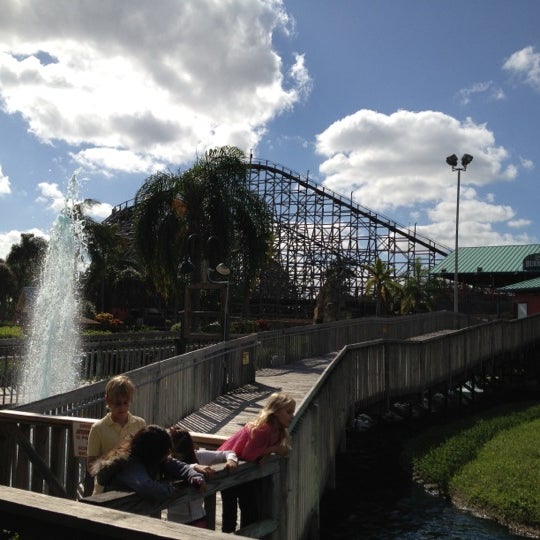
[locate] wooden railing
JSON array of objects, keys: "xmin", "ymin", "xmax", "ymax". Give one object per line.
[
  {"xmin": 0, "ymin": 412, "xmax": 281, "ymax": 539},
  {"xmin": 0, "ymin": 331, "xmax": 182, "ymax": 407},
  {"xmin": 9, "ymin": 312, "xmax": 471, "ymax": 420},
  {"xmin": 283, "ymin": 314, "xmax": 540, "ymax": 539}
]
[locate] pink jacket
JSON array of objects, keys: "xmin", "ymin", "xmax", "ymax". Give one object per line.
[{"xmin": 218, "ymin": 423, "xmax": 283, "ymax": 462}]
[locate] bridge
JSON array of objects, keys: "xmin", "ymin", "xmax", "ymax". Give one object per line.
[{"xmin": 2, "ymin": 311, "xmax": 540, "ymax": 539}]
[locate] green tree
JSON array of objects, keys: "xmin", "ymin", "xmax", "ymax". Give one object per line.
[
  {"xmin": 0, "ymin": 262, "xmax": 17, "ymax": 320},
  {"xmin": 314, "ymin": 258, "xmax": 355, "ymax": 323},
  {"xmin": 399, "ymin": 258, "xmax": 438, "ymax": 314},
  {"xmin": 133, "ymin": 146, "xmax": 273, "ymax": 317},
  {"xmin": 6, "ymin": 233, "xmax": 48, "ymax": 291},
  {"xmin": 364, "ymin": 258, "xmax": 401, "ymax": 316}
]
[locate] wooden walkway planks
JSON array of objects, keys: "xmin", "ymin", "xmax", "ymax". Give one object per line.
[{"xmin": 174, "ymin": 352, "xmax": 337, "ymax": 439}]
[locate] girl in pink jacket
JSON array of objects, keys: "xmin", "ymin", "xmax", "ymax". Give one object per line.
[{"xmin": 218, "ymin": 391, "xmax": 296, "ymax": 533}]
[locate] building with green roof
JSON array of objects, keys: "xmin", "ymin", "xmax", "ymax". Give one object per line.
[
  {"xmin": 431, "ymin": 244, "xmax": 540, "ymax": 290},
  {"xmin": 431, "ymin": 245, "xmax": 540, "ymax": 317}
]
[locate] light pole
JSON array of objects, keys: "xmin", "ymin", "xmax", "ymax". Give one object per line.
[
  {"xmin": 446, "ymin": 153, "xmax": 473, "ymax": 313},
  {"xmin": 207, "ymin": 262, "xmax": 231, "ymax": 341}
]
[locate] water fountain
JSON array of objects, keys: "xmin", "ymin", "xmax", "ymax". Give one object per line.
[{"xmin": 18, "ymin": 172, "xmax": 87, "ymax": 404}]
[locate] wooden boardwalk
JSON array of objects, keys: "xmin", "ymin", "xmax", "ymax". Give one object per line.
[{"xmin": 174, "ymin": 352, "xmax": 337, "ymax": 439}]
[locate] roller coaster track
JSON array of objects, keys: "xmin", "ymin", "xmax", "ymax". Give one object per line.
[
  {"xmin": 246, "ymin": 159, "xmax": 450, "ymax": 300},
  {"xmin": 106, "ymin": 158, "xmax": 451, "ymax": 305}
]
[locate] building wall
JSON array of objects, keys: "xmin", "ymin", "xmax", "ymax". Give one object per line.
[{"xmin": 515, "ymin": 293, "xmax": 540, "ymax": 317}]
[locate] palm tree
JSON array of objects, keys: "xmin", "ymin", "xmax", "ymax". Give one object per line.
[
  {"xmin": 133, "ymin": 146, "xmax": 273, "ymax": 318},
  {"xmin": 364, "ymin": 258, "xmax": 401, "ymax": 316},
  {"xmin": 399, "ymin": 258, "xmax": 434, "ymax": 314}
]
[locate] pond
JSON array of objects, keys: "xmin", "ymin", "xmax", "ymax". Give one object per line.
[{"xmin": 319, "ymin": 420, "xmax": 529, "ymax": 540}]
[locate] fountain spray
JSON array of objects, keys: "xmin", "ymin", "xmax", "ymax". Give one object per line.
[{"xmin": 19, "ymin": 172, "xmax": 87, "ymax": 404}]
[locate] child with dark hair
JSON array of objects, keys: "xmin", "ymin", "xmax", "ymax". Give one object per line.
[
  {"xmin": 90, "ymin": 425, "xmax": 205, "ymax": 502},
  {"xmin": 167, "ymin": 427, "xmax": 238, "ymax": 527}
]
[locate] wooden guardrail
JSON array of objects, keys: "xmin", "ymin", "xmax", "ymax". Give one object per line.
[
  {"xmin": 1, "ymin": 312, "xmax": 474, "ymax": 408},
  {"xmin": 282, "ymin": 314, "xmax": 540, "ymax": 539},
  {"xmin": 0, "ymin": 410, "xmax": 284, "ymax": 539},
  {"xmin": 0, "ymin": 331, "xmax": 182, "ymax": 407},
  {"xmin": 0, "ymin": 484, "xmax": 245, "ymax": 540}
]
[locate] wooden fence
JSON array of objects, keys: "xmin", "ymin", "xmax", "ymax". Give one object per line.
[
  {"xmin": 0, "ymin": 331, "xmax": 182, "ymax": 407},
  {"xmin": 283, "ymin": 314, "xmax": 540, "ymax": 539}
]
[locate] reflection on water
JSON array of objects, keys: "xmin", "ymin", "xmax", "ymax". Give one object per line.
[{"xmin": 320, "ymin": 423, "xmax": 526, "ymax": 540}]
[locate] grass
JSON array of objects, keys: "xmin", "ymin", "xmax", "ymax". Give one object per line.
[{"xmin": 403, "ymin": 401, "xmax": 540, "ymax": 534}]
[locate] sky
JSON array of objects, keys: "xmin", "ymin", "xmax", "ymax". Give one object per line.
[{"xmin": 0, "ymin": 0, "xmax": 539, "ymax": 260}]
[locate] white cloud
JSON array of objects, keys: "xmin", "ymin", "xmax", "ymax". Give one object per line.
[
  {"xmin": 315, "ymin": 109, "xmax": 528, "ymax": 247},
  {"xmin": 457, "ymin": 81, "xmax": 505, "ymax": 105},
  {"xmin": 0, "ymin": 0, "xmax": 309, "ymax": 175},
  {"xmin": 520, "ymin": 157, "xmax": 534, "ymax": 170},
  {"xmin": 36, "ymin": 182, "xmax": 65, "ymax": 212},
  {"xmin": 86, "ymin": 202, "xmax": 113, "ymax": 221},
  {"xmin": 71, "ymin": 148, "xmax": 165, "ymax": 177},
  {"xmin": 503, "ymin": 46, "xmax": 540, "ymax": 91},
  {"xmin": 0, "ymin": 228, "xmax": 48, "ymax": 260},
  {"xmin": 0, "ymin": 164, "xmax": 11, "ymax": 195}
]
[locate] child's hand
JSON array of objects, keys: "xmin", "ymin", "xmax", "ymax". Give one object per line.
[
  {"xmin": 275, "ymin": 445, "xmax": 290, "ymax": 457},
  {"xmin": 190, "ymin": 475, "xmax": 206, "ymax": 493},
  {"xmin": 225, "ymin": 458, "xmax": 238, "ymax": 472},
  {"xmin": 194, "ymin": 464, "xmax": 214, "ymax": 478}
]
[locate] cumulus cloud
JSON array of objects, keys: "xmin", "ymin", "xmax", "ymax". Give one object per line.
[
  {"xmin": 0, "ymin": 228, "xmax": 48, "ymax": 260},
  {"xmin": 0, "ymin": 0, "xmax": 310, "ymax": 174},
  {"xmin": 0, "ymin": 164, "xmax": 10, "ymax": 195},
  {"xmin": 36, "ymin": 182, "xmax": 65, "ymax": 213},
  {"xmin": 503, "ymin": 46, "xmax": 540, "ymax": 91},
  {"xmin": 315, "ymin": 109, "xmax": 526, "ymax": 247}
]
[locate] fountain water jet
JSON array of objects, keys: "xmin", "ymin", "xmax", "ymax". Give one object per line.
[{"xmin": 19, "ymin": 172, "xmax": 87, "ymax": 404}]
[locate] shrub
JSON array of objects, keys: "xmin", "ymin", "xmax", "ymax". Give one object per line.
[{"xmin": 94, "ymin": 312, "xmax": 124, "ymax": 332}]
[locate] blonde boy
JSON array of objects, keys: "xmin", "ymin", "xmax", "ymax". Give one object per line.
[{"xmin": 86, "ymin": 375, "xmax": 146, "ymax": 494}]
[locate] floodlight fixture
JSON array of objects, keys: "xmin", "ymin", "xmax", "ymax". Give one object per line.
[
  {"xmin": 461, "ymin": 154, "xmax": 473, "ymax": 168},
  {"xmin": 446, "ymin": 154, "xmax": 458, "ymax": 167}
]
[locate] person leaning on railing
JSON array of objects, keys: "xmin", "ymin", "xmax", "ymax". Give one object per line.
[
  {"xmin": 90, "ymin": 425, "xmax": 205, "ymax": 502},
  {"xmin": 217, "ymin": 392, "xmax": 296, "ymax": 533},
  {"xmin": 167, "ymin": 428, "xmax": 238, "ymax": 528}
]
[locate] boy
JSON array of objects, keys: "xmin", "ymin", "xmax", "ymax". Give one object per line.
[{"xmin": 86, "ymin": 374, "xmax": 146, "ymax": 494}]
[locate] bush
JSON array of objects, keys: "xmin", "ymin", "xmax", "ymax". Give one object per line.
[
  {"xmin": 94, "ymin": 312, "xmax": 124, "ymax": 332},
  {"xmin": 0, "ymin": 326, "xmax": 23, "ymax": 339}
]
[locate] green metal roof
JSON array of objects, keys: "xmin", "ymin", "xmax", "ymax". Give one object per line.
[
  {"xmin": 499, "ymin": 277, "xmax": 540, "ymax": 291},
  {"xmin": 432, "ymin": 244, "xmax": 540, "ymax": 274}
]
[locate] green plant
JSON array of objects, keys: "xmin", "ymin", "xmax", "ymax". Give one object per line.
[
  {"xmin": 94, "ymin": 312, "xmax": 124, "ymax": 332},
  {"xmin": 0, "ymin": 325, "xmax": 23, "ymax": 339}
]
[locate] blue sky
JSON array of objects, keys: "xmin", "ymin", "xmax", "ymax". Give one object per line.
[{"xmin": 0, "ymin": 0, "xmax": 539, "ymax": 259}]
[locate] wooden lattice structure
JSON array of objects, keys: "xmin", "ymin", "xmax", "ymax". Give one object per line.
[{"xmin": 105, "ymin": 158, "xmax": 450, "ymax": 318}]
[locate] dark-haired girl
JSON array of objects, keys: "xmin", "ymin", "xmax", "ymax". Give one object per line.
[{"xmin": 91, "ymin": 424, "xmax": 205, "ymax": 502}]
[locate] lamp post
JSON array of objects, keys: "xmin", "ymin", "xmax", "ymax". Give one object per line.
[
  {"xmin": 446, "ymin": 153, "xmax": 473, "ymax": 313},
  {"xmin": 207, "ymin": 263, "xmax": 231, "ymax": 341}
]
